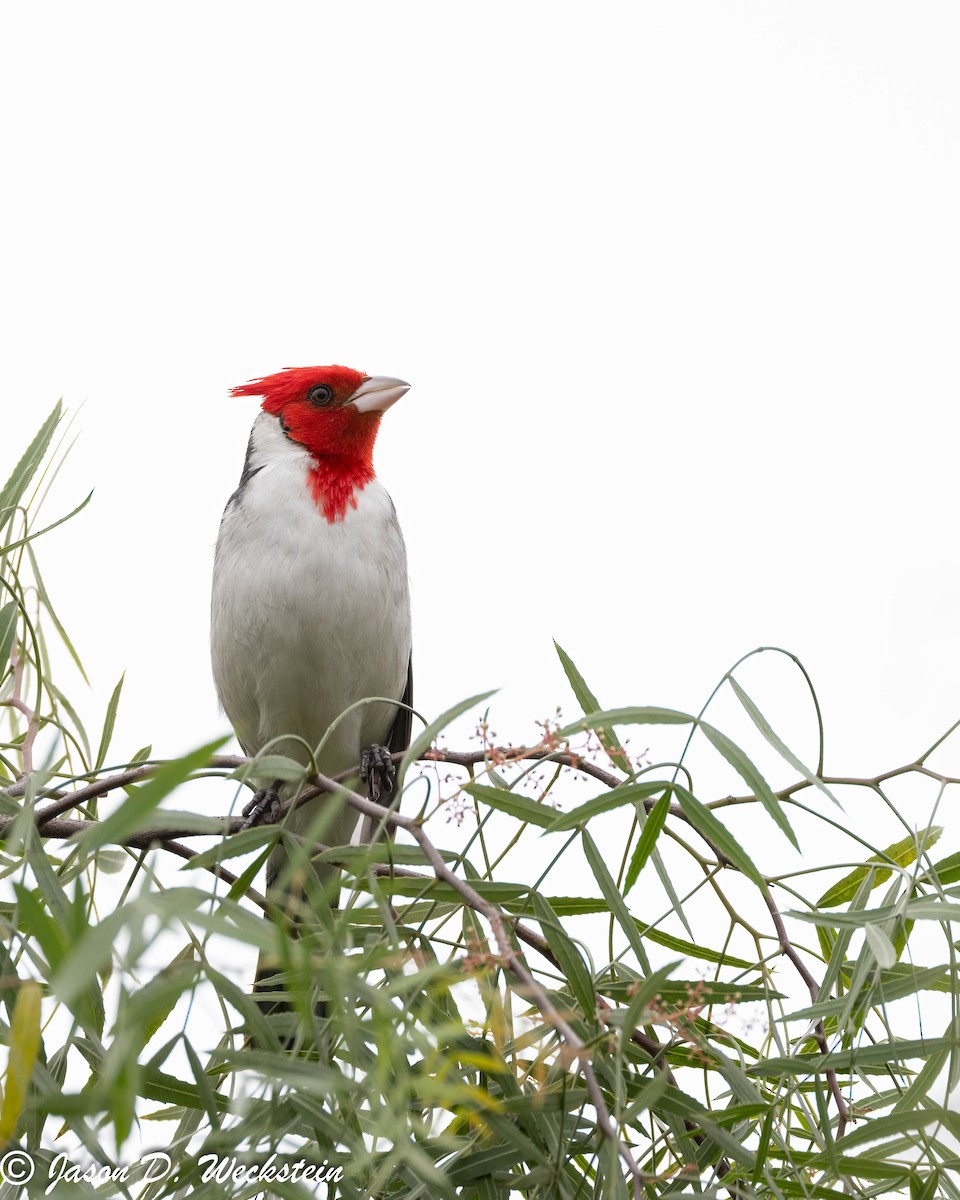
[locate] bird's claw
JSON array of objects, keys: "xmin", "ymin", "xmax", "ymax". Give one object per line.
[
  {"xmin": 241, "ymin": 781, "xmax": 283, "ymax": 830},
  {"xmin": 360, "ymin": 744, "xmax": 395, "ymax": 803}
]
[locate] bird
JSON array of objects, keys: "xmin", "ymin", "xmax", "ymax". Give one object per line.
[{"xmin": 210, "ymin": 365, "xmax": 413, "ymax": 1022}]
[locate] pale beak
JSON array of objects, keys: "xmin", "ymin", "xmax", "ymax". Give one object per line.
[{"xmin": 348, "ymin": 375, "xmax": 410, "ymax": 414}]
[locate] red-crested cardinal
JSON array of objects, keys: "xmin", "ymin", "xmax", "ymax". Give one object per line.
[{"xmin": 210, "ymin": 366, "xmax": 413, "ymax": 999}]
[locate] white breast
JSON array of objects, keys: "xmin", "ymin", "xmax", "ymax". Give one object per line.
[{"xmin": 211, "ymin": 413, "xmax": 412, "ymax": 789}]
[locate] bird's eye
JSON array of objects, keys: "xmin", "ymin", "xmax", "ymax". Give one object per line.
[{"xmin": 307, "ymin": 384, "xmax": 334, "ymax": 406}]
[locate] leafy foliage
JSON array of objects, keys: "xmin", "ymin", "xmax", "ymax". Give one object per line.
[{"xmin": 1, "ymin": 412, "xmax": 959, "ymax": 1198}]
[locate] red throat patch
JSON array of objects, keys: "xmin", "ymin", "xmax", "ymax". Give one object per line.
[{"xmin": 308, "ymin": 456, "xmax": 376, "ymax": 523}]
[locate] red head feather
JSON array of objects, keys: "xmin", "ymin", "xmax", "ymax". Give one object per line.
[{"xmin": 231, "ymin": 365, "xmax": 367, "ymax": 416}]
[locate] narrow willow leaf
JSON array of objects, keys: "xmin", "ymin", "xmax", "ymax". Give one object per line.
[
  {"xmin": 183, "ymin": 827, "xmax": 283, "ymax": 870},
  {"xmin": 603, "ymin": 979, "xmax": 778, "ymax": 1006},
  {"xmin": 448, "ymin": 1143, "xmax": 538, "ymax": 1185},
  {"xmin": 558, "ymin": 705, "xmax": 694, "ymax": 740},
  {"xmin": 810, "ymin": 1107, "xmax": 954, "ymax": 1155},
  {"xmin": 818, "ymin": 827, "xmax": 945, "ymax": 908},
  {"xmin": 1, "ymin": 491, "xmax": 94, "ymax": 557},
  {"xmin": 922, "ymin": 850, "xmax": 960, "ymax": 887},
  {"xmin": 656, "ymin": 1086, "xmax": 759, "ymax": 1168},
  {"xmin": 892, "ymin": 1039, "xmax": 952, "ymax": 1114},
  {"xmin": 13, "ymin": 883, "xmax": 67, "ymax": 971},
  {"xmin": 45, "ymin": 680, "xmax": 92, "ymax": 762},
  {"xmin": 554, "ymin": 640, "xmax": 629, "ymax": 773},
  {"xmin": 82, "ymin": 849, "xmax": 127, "ymax": 877},
  {"xmin": 581, "ymin": 831, "xmax": 650, "ymax": 971},
  {"xmin": 632, "ymin": 925, "xmax": 755, "ymax": 970},
  {"xmin": 788, "ymin": 965, "xmax": 951, "ymax": 1021},
  {"xmin": 141, "ymin": 1068, "xmax": 231, "ymax": 1111},
  {"xmin": 0, "ymin": 981, "xmax": 42, "ymax": 1141},
  {"xmin": 26, "ymin": 541, "xmax": 88, "ymax": 683},
  {"xmin": 607, "ymin": 962, "xmax": 683, "ymax": 1036},
  {"xmin": 544, "ymin": 780, "xmax": 666, "ymax": 832},
  {"xmin": 0, "ymin": 403, "xmax": 62, "ymax": 532},
  {"xmin": 399, "ymin": 689, "xmax": 497, "ymax": 783},
  {"xmin": 463, "ymin": 782, "xmax": 557, "ymax": 829},
  {"xmin": 673, "ymin": 785, "xmax": 765, "ymax": 887},
  {"xmin": 750, "ymin": 1035, "xmax": 959, "ymax": 1075},
  {"xmin": 863, "ymin": 922, "xmax": 897, "ymax": 969},
  {"xmin": 73, "ymin": 738, "xmax": 227, "ymax": 854},
  {"xmin": 911, "ymin": 1173, "xmax": 940, "ymax": 1200},
  {"xmin": 94, "ymin": 673, "xmax": 124, "ymax": 771},
  {"xmin": 623, "ymin": 791, "xmax": 671, "ymax": 895},
  {"xmin": 0, "ymin": 601, "xmax": 18, "ymax": 671},
  {"xmin": 532, "ymin": 893, "xmax": 596, "ymax": 1014},
  {"xmin": 700, "ymin": 720, "xmax": 798, "ymax": 849},
  {"xmin": 727, "ymin": 675, "xmax": 840, "ymax": 807},
  {"xmin": 52, "ymin": 904, "xmax": 132, "ymax": 1006},
  {"xmin": 234, "ymin": 753, "xmax": 306, "ymax": 783},
  {"xmin": 361, "ymin": 877, "xmax": 530, "ymax": 904}
]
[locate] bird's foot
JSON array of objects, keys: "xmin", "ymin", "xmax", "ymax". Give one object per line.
[
  {"xmin": 241, "ymin": 779, "xmax": 284, "ymax": 830},
  {"xmin": 360, "ymin": 744, "xmax": 395, "ymax": 803}
]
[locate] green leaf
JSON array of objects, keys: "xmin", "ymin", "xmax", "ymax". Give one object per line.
[
  {"xmin": 673, "ymin": 786, "xmax": 765, "ymax": 887},
  {"xmin": 544, "ymin": 781, "xmax": 667, "ymax": 832},
  {"xmin": 788, "ymin": 965, "xmax": 952, "ymax": 1021},
  {"xmin": 809, "ymin": 1107, "xmax": 955, "ymax": 1156},
  {"xmin": 0, "ymin": 601, "xmax": 18, "ymax": 672},
  {"xmin": 633, "ymin": 925, "xmax": 755, "ymax": 970},
  {"xmin": 863, "ymin": 922, "xmax": 897, "ymax": 968},
  {"xmin": 361, "ymin": 876, "xmax": 531, "ymax": 904},
  {"xmin": 14, "ymin": 882, "xmax": 68, "ymax": 971},
  {"xmin": 142, "ymin": 1069, "xmax": 230, "ymax": 1111},
  {"xmin": 700, "ymin": 720, "xmax": 798, "ymax": 850},
  {"xmin": 503, "ymin": 895, "xmax": 755, "ymax": 967},
  {"xmin": 623, "ymin": 791, "xmax": 671, "ymax": 894},
  {"xmin": 911, "ymin": 1173, "xmax": 940, "ymax": 1200},
  {"xmin": 554, "ymin": 641, "xmax": 629, "ymax": 773},
  {"xmin": 532, "ymin": 892, "xmax": 596, "ymax": 1013},
  {"xmin": 182, "ymin": 826, "xmax": 280, "ymax": 870},
  {"xmin": 604, "ymin": 961, "xmax": 683, "ymax": 1034},
  {"xmin": 95, "ymin": 673, "xmax": 124, "ymax": 771},
  {"xmin": 0, "ymin": 403, "xmax": 62, "ymax": 533},
  {"xmin": 45, "ymin": 680, "xmax": 91, "ymax": 761},
  {"xmin": 602, "ymin": 977, "xmax": 776, "ymax": 1006},
  {"xmin": 463, "ymin": 782, "xmax": 557, "ymax": 829},
  {"xmin": 0, "ymin": 981, "xmax": 42, "ymax": 1141},
  {"xmin": 727, "ymin": 675, "xmax": 840, "ymax": 808},
  {"xmin": 818, "ymin": 826, "xmax": 944, "ymax": 908},
  {"xmin": 581, "ymin": 831, "xmax": 650, "ymax": 971},
  {"xmin": 235, "ymin": 753, "xmax": 306, "ymax": 783},
  {"xmin": 922, "ymin": 850, "xmax": 960, "ymax": 886},
  {"xmin": 750, "ymin": 1035, "xmax": 959, "ymax": 1076},
  {"xmin": 72, "ymin": 738, "xmax": 227, "ymax": 853},
  {"xmin": 1, "ymin": 491, "xmax": 94, "ymax": 558},
  {"xmin": 558, "ymin": 705, "xmax": 695, "ymax": 740},
  {"xmin": 27, "ymin": 541, "xmax": 88, "ymax": 684},
  {"xmin": 51, "ymin": 904, "xmax": 133, "ymax": 1007}
]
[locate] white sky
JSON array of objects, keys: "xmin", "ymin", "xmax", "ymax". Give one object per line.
[{"xmin": 3, "ymin": 2, "xmax": 960, "ymax": 1028}]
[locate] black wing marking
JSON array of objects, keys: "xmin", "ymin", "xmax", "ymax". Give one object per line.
[{"xmin": 389, "ymin": 654, "xmax": 414, "ymax": 755}]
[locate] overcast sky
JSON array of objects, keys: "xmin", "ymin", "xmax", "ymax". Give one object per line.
[{"xmin": 3, "ymin": 4, "xmax": 959, "ymax": 900}]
